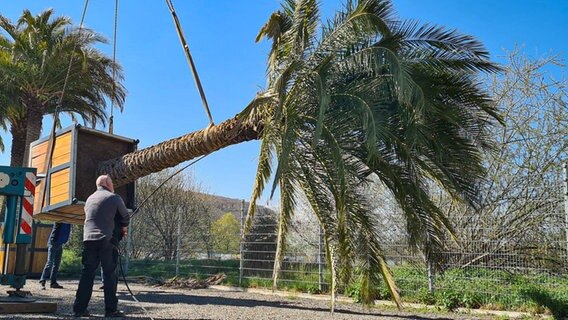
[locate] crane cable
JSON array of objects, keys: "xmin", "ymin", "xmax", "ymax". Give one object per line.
[
  {"xmin": 104, "ymin": 2, "xmax": 155, "ymax": 318},
  {"xmin": 38, "ymin": 0, "xmax": 90, "ymax": 211},
  {"xmin": 108, "ymin": 0, "xmax": 119, "ymax": 135},
  {"xmin": 165, "ymin": 0, "xmax": 215, "ymax": 126}
]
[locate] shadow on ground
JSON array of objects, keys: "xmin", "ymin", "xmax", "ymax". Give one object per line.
[{"xmin": 119, "ymin": 291, "xmax": 454, "ymax": 320}]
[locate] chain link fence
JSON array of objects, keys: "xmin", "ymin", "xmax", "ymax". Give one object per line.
[{"xmin": 123, "ymin": 164, "xmax": 568, "ymax": 310}]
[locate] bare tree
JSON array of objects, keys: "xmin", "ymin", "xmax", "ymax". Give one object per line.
[
  {"xmin": 130, "ymin": 168, "xmax": 214, "ymax": 260},
  {"xmin": 364, "ymin": 48, "xmax": 567, "ymax": 273},
  {"xmin": 440, "ymin": 48, "xmax": 567, "ymax": 271}
]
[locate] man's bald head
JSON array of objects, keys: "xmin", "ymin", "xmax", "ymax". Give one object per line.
[{"xmin": 96, "ymin": 175, "xmax": 114, "ymax": 193}]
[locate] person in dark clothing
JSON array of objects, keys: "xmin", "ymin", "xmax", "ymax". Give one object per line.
[
  {"xmin": 39, "ymin": 222, "xmax": 71, "ymax": 289},
  {"xmin": 99, "ymin": 212, "xmax": 126, "ymax": 291},
  {"xmin": 73, "ymin": 175, "xmax": 130, "ymax": 318}
]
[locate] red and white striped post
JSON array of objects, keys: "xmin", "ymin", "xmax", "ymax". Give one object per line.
[{"xmin": 18, "ymin": 171, "xmax": 36, "ymax": 238}]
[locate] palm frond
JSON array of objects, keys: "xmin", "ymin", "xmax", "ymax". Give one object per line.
[
  {"xmin": 271, "ymin": 170, "xmax": 297, "ymax": 290},
  {"xmin": 253, "ymin": 0, "xmax": 502, "ymax": 310},
  {"xmin": 245, "ymin": 135, "xmax": 274, "ymax": 234}
]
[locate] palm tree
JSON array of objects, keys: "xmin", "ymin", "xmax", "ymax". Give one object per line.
[
  {"xmin": 98, "ymin": 0, "xmax": 500, "ymax": 309},
  {"xmin": 0, "ymin": 9, "xmax": 126, "ymax": 166},
  {"xmin": 243, "ymin": 0, "xmax": 501, "ymax": 308}
]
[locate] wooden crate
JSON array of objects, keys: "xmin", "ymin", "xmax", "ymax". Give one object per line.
[
  {"xmin": 0, "ymin": 223, "xmax": 51, "ymax": 276},
  {"xmin": 29, "ymin": 125, "xmax": 137, "ymax": 225}
]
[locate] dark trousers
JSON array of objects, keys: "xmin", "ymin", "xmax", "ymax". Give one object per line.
[
  {"xmin": 40, "ymin": 243, "xmax": 63, "ymax": 284},
  {"xmin": 73, "ymin": 238, "xmax": 119, "ymax": 314}
]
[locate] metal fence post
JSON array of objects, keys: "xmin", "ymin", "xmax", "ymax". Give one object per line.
[
  {"xmin": 175, "ymin": 206, "xmax": 182, "ymax": 278},
  {"xmin": 239, "ymin": 200, "xmax": 245, "ymax": 287},
  {"xmin": 427, "ymin": 258, "xmax": 435, "ymax": 294},
  {"xmin": 425, "ymin": 231, "xmax": 435, "ymax": 294},
  {"xmin": 318, "ymin": 224, "xmax": 324, "ymax": 291},
  {"xmin": 563, "ymin": 162, "xmax": 568, "ymax": 259}
]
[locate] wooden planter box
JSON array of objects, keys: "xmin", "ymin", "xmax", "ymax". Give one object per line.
[{"xmin": 29, "ymin": 125, "xmax": 137, "ymax": 224}]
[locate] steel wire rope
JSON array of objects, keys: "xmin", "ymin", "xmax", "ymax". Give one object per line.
[
  {"xmin": 108, "ymin": 0, "xmax": 119, "ymax": 134},
  {"xmin": 103, "ymin": 2, "xmax": 155, "ymax": 318}
]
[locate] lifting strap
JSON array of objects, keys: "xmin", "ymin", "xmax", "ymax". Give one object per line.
[{"xmin": 165, "ymin": 0, "xmax": 215, "ymax": 126}]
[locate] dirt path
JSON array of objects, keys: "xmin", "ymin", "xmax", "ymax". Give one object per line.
[{"xmin": 0, "ymin": 280, "xmax": 490, "ymax": 319}]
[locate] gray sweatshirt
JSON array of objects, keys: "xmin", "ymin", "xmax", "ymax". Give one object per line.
[{"xmin": 83, "ymin": 186, "xmax": 130, "ymax": 242}]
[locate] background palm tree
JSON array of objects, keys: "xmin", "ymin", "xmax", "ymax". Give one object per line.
[
  {"xmin": 0, "ymin": 9, "xmax": 126, "ymax": 166},
  {"xmin": 97, "ymin": 0, "xmax": 501, "ymax": 310}
]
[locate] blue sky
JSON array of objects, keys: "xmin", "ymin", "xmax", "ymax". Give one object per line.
[{"xmin": 1, "ymin": 1, "xmax": 566, "ymax": 205}]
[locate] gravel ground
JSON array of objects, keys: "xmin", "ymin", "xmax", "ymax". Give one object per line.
[{"xmin": 0, "ymin": 279, "xmax": 493, "ymax": 319}]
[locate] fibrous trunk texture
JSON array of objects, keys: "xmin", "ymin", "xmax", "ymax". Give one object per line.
[
  {"xmin": 98, "ymin": 115, "xmax": 262, "ymax": 187},
  {"xmin": 10, "ymin": 106, "xmax": 44, "ymax": 167},
  {"xmin": 10, "ymin": 116, "xmax": 27, "ymax": 167},
  {"xmin": 24, "ymin": 107, "xmax": 44, "ymax": 166}
]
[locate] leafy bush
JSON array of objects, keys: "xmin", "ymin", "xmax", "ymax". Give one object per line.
[
  {"xmin": 436, "ymin": 290, "xmax": 461, "ymax": 310},
  {"xmin": 416, "ymin": 288, "xmax": 436, "ymax": 305},
  {"xmin": 518, "ymin": 286, "xmax": 568, "ymax": 319},
  {"xmin": 461, "ymin": 291, "xmax": 483, "ymax": 309},
  {"xmin": 346, "ymin": 281, "xmax": 363, "ymax": 303},
  {"xmin": 306, "ymin": 285, "xmax": 322, "ymax": 294},
  {"xmin": 59, "ymin": 249, "xmax": 82, "ymax": 276}
]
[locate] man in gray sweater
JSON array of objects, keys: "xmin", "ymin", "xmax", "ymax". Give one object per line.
[{"xmin": 73, "ymin": 175, "xmax": 130, "ymax": 318}]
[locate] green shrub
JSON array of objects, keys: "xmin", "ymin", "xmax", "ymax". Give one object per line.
[
  {"xmin": 416, "ymin": 288, "xmax": 436, "ymax": 305},
  {"xmin": 437, "ymin": 290, "xmax": 461, "ymax": 310},
  {"xmin": 346, "ymin": 281, "xmax": 363, "ymax": 303},
  {"xmin": 59, "ymin": 249, "xmax": 82, "ymax": 276},
  {"xmin": 306, "ymin": 285, "xmax": 322, "ymax": 294},
  {"xmin": 518, "ymin": 285, "xmax": 568, "ymax": 319},
  {"xmin": 377, "ymin": 283, "xmax": 392, "ymax": 300},
  {"xmin": 461, "ymin": 291, "xmax": 483, "ymax": 309}
]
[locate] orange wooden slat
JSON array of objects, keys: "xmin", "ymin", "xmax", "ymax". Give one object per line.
[
  {"xmin": 51, "ymin": 153, "xmax": 71, "ymax": 167},
  {"xmin": 49, "ymin": 193, "xmax": 69, "ymax": 206},
  {"xmin": 49, "ymin": 184, "xmax": 69, "ymax": 198}
]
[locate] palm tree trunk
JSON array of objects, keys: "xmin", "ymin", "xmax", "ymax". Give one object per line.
[
  {"xmin": 99, "ymin": 115, "xmax": 262, "ymax": 187},
  {"xmin": 9, "ymin": 116, "xmax": 27, "ymax": 167},
  {"xmin": 9, "ymin": 102, "xmax": 44, "ymax": 167},
  {"xmin": 23, "ymin": 107, "xmax": 44, "ymax": 166}
]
